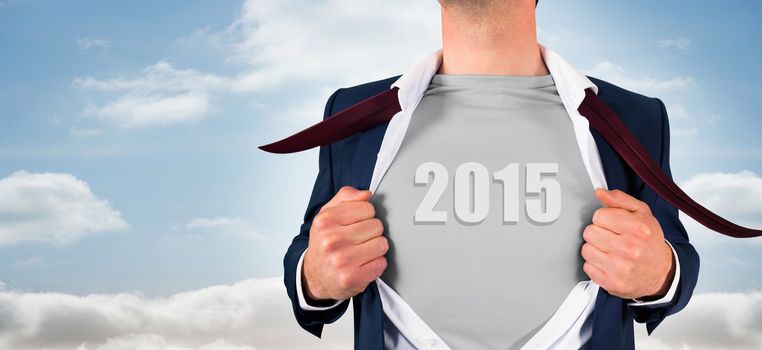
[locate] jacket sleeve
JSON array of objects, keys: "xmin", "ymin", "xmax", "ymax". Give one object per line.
[
  {"xmin": 282, "ymin": 88, "xmax": 351, "ymax": 338},
  {"xmin": 627, "ymin": 97, "xmax": 701, "ymax": 335}
]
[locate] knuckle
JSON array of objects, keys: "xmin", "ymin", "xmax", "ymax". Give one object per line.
[
  {"xmin": 338, "ymin": 185, "xmax": 354, "ymax": 196},
  {"xmin": 371, "ymin": 218, "xmax": 384, "ymax": 235},
  {"xmin": 592, "ymin": 209, "xmax": 603, "ymax": 224},
  {"xmin": 622, "ymin": 249, "xmax": 635, "ymax": 261},
  {"xmin": 582, "ymin": 225, "xmax": 595, "ymax": 241},
  {"xmin": 378, "ymin": 256, "xmax": 388, "ymax": 270},
  {"xmin": 329, "ymin": 252, "xmax": 346, "ymax": 269},
  {"xmin": 593, "ymin": 208, "xmax": 610, "ymax": 224},
  {"xmin": 319, "ymin": 236, "xmax": 339, "ymax": 252},
  {"xmin": 317, "ymin": 237, "xmax": 329, "ymax": 251},
  {"xmin": 378, "ymin": 236, "xmax": 389, "ymax": 254},
  {"xmin": 312, "ymin": 212, "xmax": 332, "ymax": 231},
  {"xmin": 580, "ymin": 243, "xmax": 591, "ymax": 260},
  {"xmin": 630, "ymin": 245, "xmax": 643, "ymax": 260},
  {"xmin": 337, "ymin": 271, "xmax": 353, "ymax": 290},
  {"xmin": 633, "ymin": 222, "xmax": 651, "ymax": 237},
  {"xmin": 364, "ymin": 201, "xmax": 376, "ymax": 218},
  {"xmin": 327, "ymin": 254, "xmax": 339, "ymax": 268}
]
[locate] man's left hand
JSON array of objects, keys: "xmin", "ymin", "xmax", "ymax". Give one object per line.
[{"xmin": 581, "ymin": 188, "xmax": 675, "ymax": 300}]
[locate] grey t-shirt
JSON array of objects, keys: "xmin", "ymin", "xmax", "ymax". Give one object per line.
[{"xmin": 370, "ymin": 73, "xmax": 603, "ymax": 349}]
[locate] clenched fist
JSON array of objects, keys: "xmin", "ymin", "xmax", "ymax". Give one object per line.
[
  {"xmin": 581, "ymin": 188, "xmax": 676, "ymax": 301},
  {"xmin": 302, "ymin": 186, "xmax": 389, "ymax": 302}
]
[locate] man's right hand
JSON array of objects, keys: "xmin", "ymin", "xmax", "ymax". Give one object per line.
[{"xmin": 302, "ymin": 185, "xmax": 389, "ymax": 302}]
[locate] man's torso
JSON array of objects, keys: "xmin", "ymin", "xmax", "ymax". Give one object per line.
[{"xmin": 370, "ymin": 73, "xmax": 603, "ymax": 349}]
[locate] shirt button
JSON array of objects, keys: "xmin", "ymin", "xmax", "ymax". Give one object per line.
[{"xmin": 419, "ymin": 338, "xmax": 437, "ymax": 348}]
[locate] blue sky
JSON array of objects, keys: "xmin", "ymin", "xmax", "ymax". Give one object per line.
[{"xmin": 1, "ymin": 1, "xmax": 761, "ymax": 349}]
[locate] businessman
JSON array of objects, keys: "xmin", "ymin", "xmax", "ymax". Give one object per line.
[{"xmin": 277, "ymin": 1, "xmax": 700, "ymax": 349}]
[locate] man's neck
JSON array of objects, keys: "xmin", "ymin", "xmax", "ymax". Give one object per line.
[{"xmin": 437, "ymin": 1, "xmax": 548, "ymax": 76}]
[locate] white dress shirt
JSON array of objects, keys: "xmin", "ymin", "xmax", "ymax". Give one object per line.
[{"xmin": 295, "ymin": 44, "xmax": 681, "ymax": 350}]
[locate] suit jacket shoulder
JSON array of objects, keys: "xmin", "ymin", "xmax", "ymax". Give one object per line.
[
  {"xmin": 588, "ymin": 75, "xmax": 667, "ymax": 151},
  {"xmin": 587, "ymin": 76, "xmax": 670, "ymax": 193},
  {"xmin": 330, "ymin": 75, "xmax": 402, "ymax": 116}
]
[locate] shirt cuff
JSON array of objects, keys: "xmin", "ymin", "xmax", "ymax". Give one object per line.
[
  {"xmin": 627, "ymin": 239, "xmax": 681, "ymax": 307},
  {"xmin": 296, "ymin": 248, "xmax": 347, "ymax": 311}
]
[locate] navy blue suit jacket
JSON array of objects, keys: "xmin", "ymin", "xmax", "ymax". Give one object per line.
[{"xmin": 283, "ymin": 74, "xmax": 700, "ymax": 350}]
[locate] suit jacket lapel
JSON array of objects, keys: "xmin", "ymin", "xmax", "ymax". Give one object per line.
[
  {"xmin": 349, "ymin": 122, "xmax": 392, "ymax": 350},
  {"xmin": 348, "ymin": 122, "xmax": 391, "ymax": 191},
  {"xmin": 588, "ymin": 125, "xmax": 634, "ymax": 347}
]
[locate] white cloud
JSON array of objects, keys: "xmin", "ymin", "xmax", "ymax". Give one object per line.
[
  {"xmin": 82, "ymin": 92, "xmax": 212, "ymax": 129},
  {"xmin": 222, "ymin": 0, "xmax": 440, "ymax": 91},
  {"xmin": 0, "ymin": 275, "xmax": 759, "ymax": 350},
  {"xmin": 73, "ymin": 0, "xmax": 440, "ymax": 129},
  {"xmin": 679, "ymin": 170, "xmax": 762, "ymax": 246},
  {"xmin": 671, "ymin": 125, "xmax": 699, "ymax": 138},
  {"xmin": 664, "ymin": 102, "xmax": 707, "ymax": 138},
  {"xmin": 0, "ymin": 277, "xmax": 353, "ymax": 350},
  {"xmin": 659, "ymin": 38, "xmax": 691, "ymax": 50},
  {"xmin": 0, "ymin": 171, "xmax": 129, "ymax": 245},
  {"xmin": 186, "ymin": 216, "xmax": 263, "ymax": 239},
  {"xmin": 74, "ymin": 62, "xmax": 227, "ymax": 129},
  {"xmin": 77, "ymin": 38, "xmax": 110, "ymax": 50},
  {"xmin": 74, "ymin": 62, "xmax": 227, "ymax": 93},
  {"xmin": 585, "ymin": 61, "xmax": 696, "ymax": 96},
  {"xmin": 266, "ymin": 86, "xmax": 338, "ymax": 124},
  {"xmin": 634, "ymin": 291, "xmax": 762, "ymax": 350}
]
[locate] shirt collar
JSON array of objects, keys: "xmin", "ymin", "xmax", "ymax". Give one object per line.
[{"xmin": 390, "ymin": 43, "xmax": 598, "ymax": 113}]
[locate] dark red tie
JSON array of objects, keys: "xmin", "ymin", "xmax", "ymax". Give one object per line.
[{"xmin": 259, "ymin": 87, "xmax": 762, "ymax": 238}]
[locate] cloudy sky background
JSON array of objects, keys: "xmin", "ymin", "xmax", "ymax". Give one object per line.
[{"xmin": 1, "ymin": 0, "xmax": 761, "ymax": 349}]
